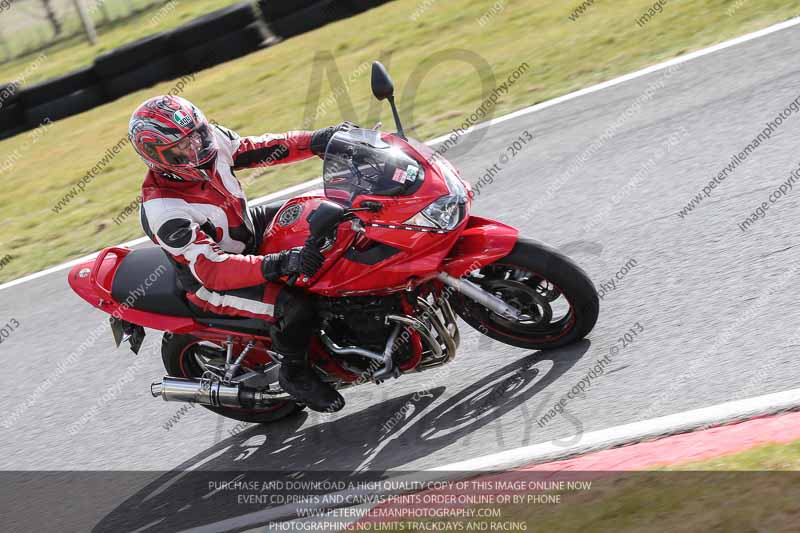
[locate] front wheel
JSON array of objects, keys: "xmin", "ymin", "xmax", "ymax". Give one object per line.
[{"xmin": 448, "ymin": 237, "xmax": 599, "ymax": 350}]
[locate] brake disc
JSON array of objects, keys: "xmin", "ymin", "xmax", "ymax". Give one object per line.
[{"xmin": 482, "ymin": 278, "xmax": 553, "ymax": 329}]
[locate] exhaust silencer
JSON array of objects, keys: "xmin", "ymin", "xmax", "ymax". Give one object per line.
[{"xmin": 151, "ymin": 377, "xmax": 259, "ymax": 409}]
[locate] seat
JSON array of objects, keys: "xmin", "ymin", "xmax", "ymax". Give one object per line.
[
  {"xmin": 111, "ymin": 247, "xmax": 195, "ymax": 317},
  {"xmin": 110, "ymin": 247, "xmax": 274, "ymax": 332}
]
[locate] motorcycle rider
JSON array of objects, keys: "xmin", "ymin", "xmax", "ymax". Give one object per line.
[{"xmin": 129, "ymin": 95, "xmax": 353, "ymax": 412}]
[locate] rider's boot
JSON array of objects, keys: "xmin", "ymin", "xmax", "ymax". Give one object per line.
[
  {"xmin": 272, "ymin": 287, "xmax": 344, "ymax": 413},
  {"xmin": 278, "ymin": 356, "xmax": 344, "ymax": 413}
]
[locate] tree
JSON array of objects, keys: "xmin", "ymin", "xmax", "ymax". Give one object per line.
[
  {"xmin": 40, "ymin": 0, "xmax": 62, "ymax": 37},
  {"xmin": 72, "ymin": 0, "xmax": 97, "ymax": 45}
]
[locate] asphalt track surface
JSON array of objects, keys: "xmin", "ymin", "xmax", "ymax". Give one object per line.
[{"xmin": 4, "ymin": 21, "xmax": 800, "ymax": 532}]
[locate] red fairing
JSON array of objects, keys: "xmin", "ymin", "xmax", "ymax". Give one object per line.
[
  {"xmin": 441, "ymin": 216, "xmax": 518, "ymax": 278},
  {"xmin": 262, "ymin": 133, "xmax": 476, "ymax": 296},
  {"xmin": 261, "ymin": 194, "xmax": 330, "ymax": 253},
  {"xmin": 67, "ymin": 255, "xmax": 197, "ymax": 333}
]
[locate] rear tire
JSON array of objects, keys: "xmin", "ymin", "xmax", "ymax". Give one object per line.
[
  {"xmin": 161, "ymin": 333, "xmax": 304, "ymax": 424},
  {"xmin": 449, "ymin": 237, "xmax": 599, "ymax": 350}
]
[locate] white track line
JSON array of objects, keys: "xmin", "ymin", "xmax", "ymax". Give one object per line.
[
  {"xmin": 184, "ymin": 387, "xmax": 800, "ymax": 533},
  {"xmin": 4, "ymin": 14, "xmax": 800, "ymax": 294},
  {"xmin": 425, "ymin": 16, "xmax": 800, "ymax": 144},
  {"xmin": 435, "ymin": 387, "xmax": 800, "ymax": 471}
]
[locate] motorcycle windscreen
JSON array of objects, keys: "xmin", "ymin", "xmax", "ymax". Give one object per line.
[{"xmin": 322, "ymin": 128, "xmax": 424, "ymax": 205}]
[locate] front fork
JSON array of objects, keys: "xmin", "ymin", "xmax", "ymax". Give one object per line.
[
  {"xmin": 438, "ymin": 215, "xmax": 522, "ymax": 320},
  {"xmin": 437, "ymin": 272, "xmax": 523, "ymax": 321}
]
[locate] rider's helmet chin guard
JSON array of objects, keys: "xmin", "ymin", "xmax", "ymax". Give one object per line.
[{"xmin": 129, "ymin": 95, "xmax": 218, "ymax": 181}]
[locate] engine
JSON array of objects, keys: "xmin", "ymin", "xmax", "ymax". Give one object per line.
[{"xmin": 318, "ymin": 295, "xmax": 414, "ymax": 367}]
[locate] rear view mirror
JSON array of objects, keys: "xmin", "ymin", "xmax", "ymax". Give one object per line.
[
  {"xmin": 371, "ymin": 62, "xmax": 395, "ymax": 101},
  {"xmin": 370, "ymin": 61, "xmax": 406, "ymax": 139}
]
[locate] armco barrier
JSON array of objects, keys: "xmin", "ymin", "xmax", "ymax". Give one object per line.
[
  {"xmin": 345, "ymin": 0, "xmax": 394, "ymax": 12},
  {"xmin": 0, "ymin": 0, "xmax": 396, "ymax": 140},
  {"xmin": 19, "ymin": 66, "xmax": 99, "ymax": 109},
  {"xmin": 0, "ymin": 81, "xmax": 24, "ymax": 139},
  {"xmin": 94, "ymin": 32, "xmax": 174, "ymax": 80},
  {"xmin": 24, "ymin": 86, "xmax": 105, "ymax": 126},
  {"xmin": 0, "ymin": 82, "xmax": 21, "ymax": 106},
  {"xmin": 257, "ymin": 0, "xmax": 318, "ymax": 20},
  {"xmin": 0, "ymin": 103, "xmax": 24, "ymax": 140},
  {"xmin": 170, "ymin": 2, "xmax": 259, "ymax": 49},
  {"xmin": 178, "ymin": 22, "xmax": 267, "ymax": 75},
  {"xmin": 101, "ymin": 57, "xmax": 177, "ymax": 101},
  {"xmin": 265, "ymin": 0, "xmax": 359, "ymax": 39}
]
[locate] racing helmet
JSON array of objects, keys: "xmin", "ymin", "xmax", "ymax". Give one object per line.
[{"xmin": 129, "ymin": 95, "xmax": 218, "ymax": 181}]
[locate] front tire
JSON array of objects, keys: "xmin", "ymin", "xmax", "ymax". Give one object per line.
[
  {"xmin": 448, "ymin": 237, "xmax": 599, "ymax": 350},
  {"xmin": 161, "ymin": 333, "xmax": 304, "ymax": 424}
]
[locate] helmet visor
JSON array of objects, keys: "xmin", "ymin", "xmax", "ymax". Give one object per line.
[{"xmin": 157, "ymin": 123, "xmax": 218, "ymax": 168}]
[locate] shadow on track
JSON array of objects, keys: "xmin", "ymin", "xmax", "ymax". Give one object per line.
[{"xmin": 94, "ymin": 341, "xmax": 589, "ymax": 531}]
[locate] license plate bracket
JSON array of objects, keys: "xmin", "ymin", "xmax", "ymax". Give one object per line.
[{"xmin": 110, "ymin": 316, "xmax": 146, "ymax": 354}]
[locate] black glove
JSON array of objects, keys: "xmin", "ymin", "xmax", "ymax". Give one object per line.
[
  {"xmin": 261, "ymin": 242, "xmax": 325, "ymax": 282},
  {"xmin": 310, "ymin": 121, "xmax": 359, "ymax": 156},
  {"xmin": 299, "ymin": 237, "xmax": 325, "ymax": 276},
  {"xmin": 261, "ymin": 249, "xmax": 299, "ymax": 282}
]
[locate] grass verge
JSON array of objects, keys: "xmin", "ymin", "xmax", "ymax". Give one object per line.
[
  {"xmin": 372, "ymin": 440, "xmax": 800, "ymax": 532},
  {"xmin": 1, "ymin": 0, "xmax": 800, "ymax": 283}
]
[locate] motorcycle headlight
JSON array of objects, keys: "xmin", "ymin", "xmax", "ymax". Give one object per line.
[
  {"xmin": 405, "ymin": 194, "xmax": 464, "ymax": 230},
  {"xmin": 404, "ymin": 160, "xmax": 468, "ymax": 230}
]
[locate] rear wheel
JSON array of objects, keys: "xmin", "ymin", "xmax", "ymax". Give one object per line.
[
  {"xmin": 448, "ymin": 238, "xmax": 599, "ymax": 350},
  {"xmin": 161, "ymin": 334, "xmax": 304, "ymax": 423}
]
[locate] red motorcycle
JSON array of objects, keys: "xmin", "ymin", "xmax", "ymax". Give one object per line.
[{"xmin": 69, "ymin": 63, "xmax": 599, "ymax": 423}]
